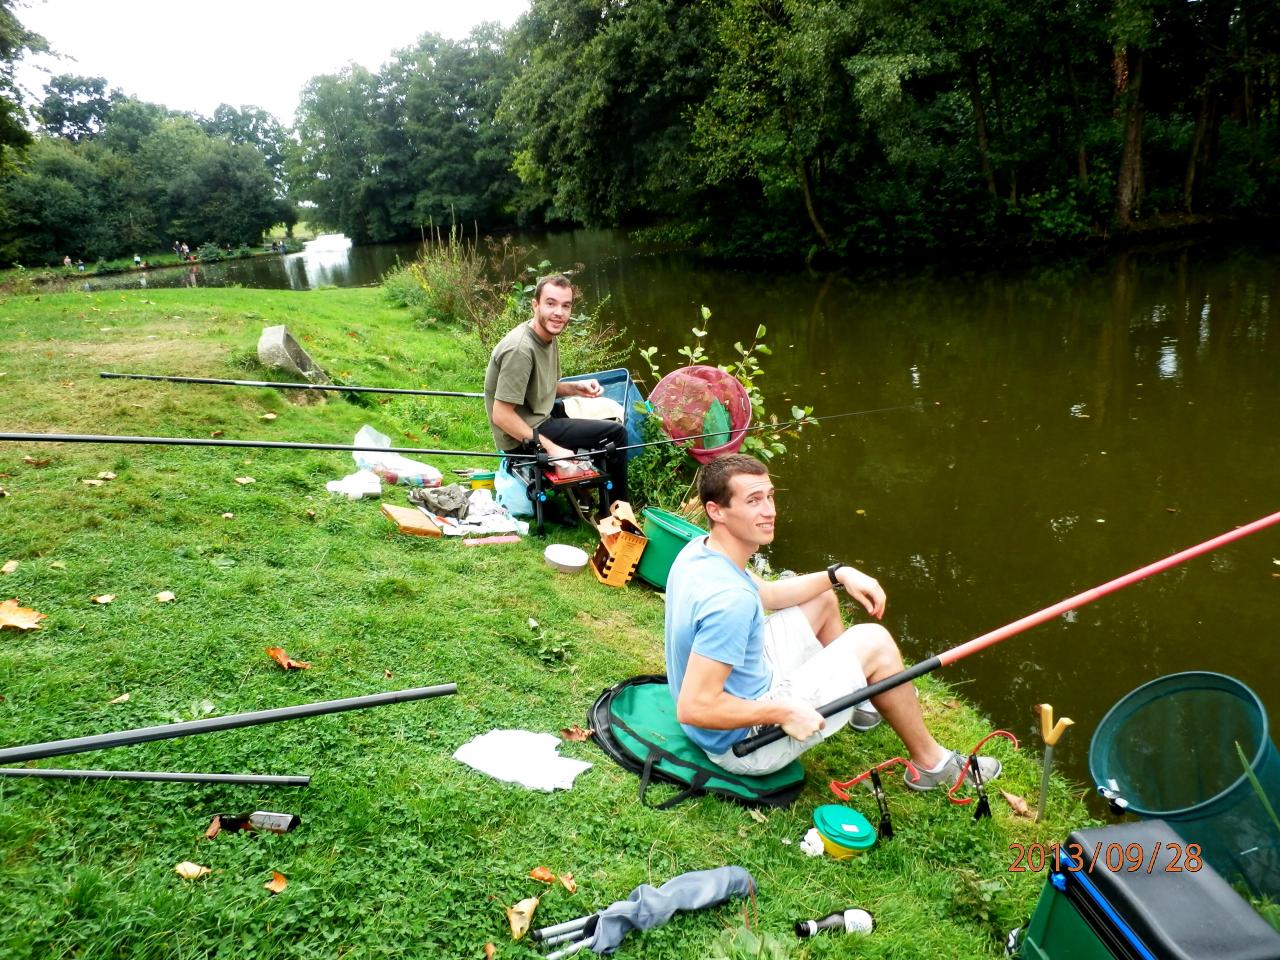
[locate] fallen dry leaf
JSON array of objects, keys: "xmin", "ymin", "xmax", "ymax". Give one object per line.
[
  {"xmin": 506, "ymin": 896, "xmax": 539, "ymax": 940},
  {"xmin": 559, "ymin": 873, "xmax": 577, "ymax": 894},
  {"xmin": 528, "ymin": 866, "xmax": 556, "ymax": 883},
  {"xmin": 484, "ymin": 944, "xmax": 495, "ymax": 960},
  {"xmin": 81, "ymin": 478, "xmax": 105, "ymax": 487},
  {"xmin": 210, "ymin": 430, "xmax": 224, "ymax": 438},
  {"xmin": 108, "ymin": 692, "xmax": 130, "ymax": 705},
  {"xmin": 49, "ymin": 561, "xmax": 65, "ymax": 570},
  {"xmin": 174, "ymin": 861, "xmax": 211, "ymax": 880},
  {"xmin": 943, "ymin": 699, "xmax": 962, "ymax": 710},
  {"xmin": 221, "ymin": 512, "xmax": 234, "ymax": 519},
  {"xmin": 305, "ymin": 509, "xmax": 316, "ymax": 519},
  {"xmin": 91, "ymin": 594, "xmax": 116, "ymax": 604},
  {"xmin": 205, "ymin": 815, "xmax": 222, "ymax": 839},
  {"xmin": 0, "ymin": 488, "xmax": 7, "ymax": 498},
  {"xmin": 22, "ymin": 456, "xmax": 50, "ymax": 467},
  {"xmin": 265, "ymin": 646, "xmax": 311, "ymax": 670},
  {"xmin": 1001, "ymin": 789, "xmax": 1034, "ymax": 819},
  {"xmin": 747, "ymin": 808, "xmax": 767, "ymax": 825},
  {"xmin": 1, "ymin": 560, "xmax": 18, "ymax": 575},
  {"xmin": 235, "ymin": 476, "xmax": 255, "ymax": 485},
  {"xmin": 560, "ymin": 724, "xmax": 591, "ymax": 742},
  {"xmin": 0, "ymin": 599, "xmax": 47, "ymax": 631},
  {"xmin": 384, "ymin": 669, "xmax": 393, "ymax": 679},
  {"xmin": 260, "ymin": 412, "xmax": 278, "ymax": 421},
  {"xmin": 155, "ymin": 591, "xmax": 176, "ymax": 603},
  {"xmin": 263, "ymin": 871, "xmax": 288, "ymax": 894},
  {"xmin": 97, "ymin": 471, "xmax": 116, "ymax": 481}
]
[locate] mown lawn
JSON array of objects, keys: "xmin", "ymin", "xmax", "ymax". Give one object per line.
[{"xmin": 0, "ymin": 287, "xmax": 1090, "ymax": 959}]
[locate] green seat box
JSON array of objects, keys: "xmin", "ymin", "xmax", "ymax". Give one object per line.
[{"xmin": 1019, "ymin": 820, "xmax": 1280, "ymax": 960}]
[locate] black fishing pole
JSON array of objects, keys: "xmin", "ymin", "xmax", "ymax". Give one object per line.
[
  {"xmin": 0, "ymin": 432, "xmax": 534, "ymax": 462},
  {"xmin": 101, "ymin": 371, "xmax": 483, "ymax": 399},
  {"xmin": 0, "ymin": 768, "xmax": 310, "ymax": 786},
  {"xmin": 0, "ymin": 684, "xmax": 458, "ymax": 764}
]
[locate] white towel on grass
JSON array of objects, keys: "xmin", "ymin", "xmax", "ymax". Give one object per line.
[{"xmin": 453, "ymin": 729, "xmax": 592, "ymax": 792}]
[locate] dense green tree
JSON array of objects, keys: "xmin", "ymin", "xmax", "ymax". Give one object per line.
[
  {"xmin": 393, "ymin": 26, "xmax": 520, "ymax": 227},
  {"xmin": 290, "ymin": 27, "xmax": 523, "ymax": 241},
  {"xmin": 0, "ymin": 0, "xmax": 44, "ymax": 171},
  {"xmin": 37, "ymin": 74, "xmax": 115, "ymax": 141},
  {"xmin": 501, "ymin": 0, "xmax": 715, "ymax": 224},
  {"xmin": 289, "ymin": 66, "xmax": 383, "ymax": 241},
  {"xmin": 167, "ymin": 139, "xmax": 279, "ymax": 244},
  {"xmin": 201, "ymin": 104, "xmax": 289, "ymax": 194}
]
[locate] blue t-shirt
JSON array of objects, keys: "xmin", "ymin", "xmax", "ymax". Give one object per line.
[{"xmin": 664, "ymin": 537, "xmax": 771, "ymax": 753}]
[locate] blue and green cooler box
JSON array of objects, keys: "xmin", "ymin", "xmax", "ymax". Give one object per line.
[{"xmin": 1016, "ymin": 820, "xmax": 1280, "ymax": 959}]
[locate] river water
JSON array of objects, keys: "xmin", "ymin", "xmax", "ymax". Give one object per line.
[{"xmin": 83, "ymin": 231, "xmax": 1280, "ymax": 802}]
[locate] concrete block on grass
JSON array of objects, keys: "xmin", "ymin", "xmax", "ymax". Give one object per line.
[{"xmin": 256, "ymin": 325, "xmax": 331, "ymax": 384}]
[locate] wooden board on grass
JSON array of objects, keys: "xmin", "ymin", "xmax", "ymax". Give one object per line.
[{"xmin": 380, "ymin": 503, "xmax": 442, "ymax": 538}]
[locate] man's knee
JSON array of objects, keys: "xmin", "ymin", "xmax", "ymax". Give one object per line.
[{"xmin": 854, "ymin": 622, "xmax": 903, "ymax": 674}]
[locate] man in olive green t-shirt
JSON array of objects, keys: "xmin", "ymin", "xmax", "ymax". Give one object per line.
[{"xmin": 484, "ymin": 274, "xmax": 629, "ymax": 511}]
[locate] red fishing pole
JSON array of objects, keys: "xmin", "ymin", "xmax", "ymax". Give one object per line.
[{"xmin": 733, "ymin": 509, "xmax": 1280, "ymax": 756}]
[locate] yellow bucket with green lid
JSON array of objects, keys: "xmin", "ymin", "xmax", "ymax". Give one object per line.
[{"xmin": 813, "ymin": 804, "xmax": 876, "ymax": 859}]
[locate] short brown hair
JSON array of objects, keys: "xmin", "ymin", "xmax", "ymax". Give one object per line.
[
  {"xmin": 699, "ymin": 453, "xmax": 768, "ymax": 524},
  {"xmin": 534, "ymin": 273, "xmax": 575, "ymax": 304}
]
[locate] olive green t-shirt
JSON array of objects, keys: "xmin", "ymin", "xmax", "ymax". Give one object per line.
[{"xmin": 484, "ymin": 321, "xmax": 560, "ymax": 451}]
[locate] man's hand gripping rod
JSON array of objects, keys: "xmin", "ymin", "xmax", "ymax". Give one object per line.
[{"xmin": 733, "ymin": 509, "xmax": 1280, "ymax": 757}]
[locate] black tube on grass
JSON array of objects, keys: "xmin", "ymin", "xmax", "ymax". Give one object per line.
[
  {"xmin": 0, "ymin": 684, "xmax": 458, "ymax": 764},
  {"xmin": 0, "ymin": 768, "xmax": 311, "ymax": 786},
  {"xmin": 0, "ymin": 432, "xmax": 529, "ymax": 461},
  {"xmin": 101, "ymin": 371, "xmax": 484, "ymax": 399}
]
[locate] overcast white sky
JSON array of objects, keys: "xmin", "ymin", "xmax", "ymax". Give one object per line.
[{"xmin": 14, "ymin": 0, "xmax": 531, "ymax": 124}]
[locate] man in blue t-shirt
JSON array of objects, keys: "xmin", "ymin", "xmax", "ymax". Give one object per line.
[{"xmin": 665, "ymin": 453, "xmax": 1002, "ymax": 789}]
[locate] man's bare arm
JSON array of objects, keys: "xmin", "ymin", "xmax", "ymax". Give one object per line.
[
  {"xmin": 490, "ymin": 400, "xmax": 574, "ymax": 460},
  {"xmin": 756, "ymin": 567, "xmax": 886, "ymax": 620},
  {"xmin": 676, "ymin": 652, "xmax": 823, "ymax": 740}
]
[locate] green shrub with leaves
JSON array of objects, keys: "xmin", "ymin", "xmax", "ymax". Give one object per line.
[
  {"xmin": 633, "ymin": 306, "xmax": 814, "ymax": 510},
  {"xmin": 195, "ymin": 242, "xmax": 224, "ymax": 263}
]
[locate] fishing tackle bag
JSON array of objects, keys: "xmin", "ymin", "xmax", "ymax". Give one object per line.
[{"xmin": 588, "ymin": 675, "xmax": 805, "ymax": 810}]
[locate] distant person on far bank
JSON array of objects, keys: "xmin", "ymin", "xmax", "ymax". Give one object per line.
[{"xmin": 483, "ymin": 273, "xmax": 629, "ymax": 516}]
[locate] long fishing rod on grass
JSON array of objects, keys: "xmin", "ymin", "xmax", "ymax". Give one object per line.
[
  {"xmin": 100, "ymin": 371, "xmax": 484, "ymax": 399},
  {"xmin": 0, "ymin": 431, "xmax": 536, "ymax": 461},
  {"xmin": 732, "ymin": 508, "xmax": 1280, "ymax": 756}
]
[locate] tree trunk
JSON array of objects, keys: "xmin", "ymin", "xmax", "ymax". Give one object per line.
[
  {"xmin": 796, "ymin": 160, "xmax": 832, "ymax": 250},
  {"xmin": 1065, "ymin": 56, "xmax": 1089, "ymax": 186},
  {"xmin": 1184, "ymin": 91, "xmax": 1213, "ymax": 212},
  {"xmin": 963, "ymin": 53, "xmax": 999, "ymax": 199},
  {"xmin": 1114, "ymin": 46, "xmax": 1145, "ymax": 225}
]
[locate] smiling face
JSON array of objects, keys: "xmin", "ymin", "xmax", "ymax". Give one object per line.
[
  {"xmin": 530, "ymin": 282, "xmax": 574, "ymax": 342},
  {"xmin": 706, "ymin": 471, "xmax": 776, "ymax": 551}
]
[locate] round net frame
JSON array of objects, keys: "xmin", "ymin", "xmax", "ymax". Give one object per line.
[{"xmin": 648, "ymin": 365, "xmax": 752, "ymax": 464}]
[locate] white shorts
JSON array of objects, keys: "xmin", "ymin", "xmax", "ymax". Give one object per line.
[{"xmin": 710, "ymin": 607, "xmax": 872, "ymax": 776}]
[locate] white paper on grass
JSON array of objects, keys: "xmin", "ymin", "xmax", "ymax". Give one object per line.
[
  {"xmin": 325, "ymin": 469, "xmax": 382, "ymax": 499},
  {"xmin": 453, "ymin": 729, "xmax": 592, "ymax": 792}
]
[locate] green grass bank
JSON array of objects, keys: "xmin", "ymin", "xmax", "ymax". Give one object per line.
[{"xmin": 0, "ymin": 287, "xmax": 1091, "ymax": 959}]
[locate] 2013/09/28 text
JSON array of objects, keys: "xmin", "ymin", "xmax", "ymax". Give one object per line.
[{"xmin": 1008, "ymin": 841, "xmax": 1202, "ymax": 874}]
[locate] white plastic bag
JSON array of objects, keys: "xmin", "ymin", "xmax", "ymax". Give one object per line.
[
  {"xmin": 494, "ymin": 459, "xmax": 534, "ymax": 517},
  {"xmin": 352, "ymin": 425, "xmax": 443, "ymax": 488}
]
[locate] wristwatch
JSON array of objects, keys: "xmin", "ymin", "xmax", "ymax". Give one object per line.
[{"xmin": 827, "ymin": 563, "xmax": 847, "ymax": 589}]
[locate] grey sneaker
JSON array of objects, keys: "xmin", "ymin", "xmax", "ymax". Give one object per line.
[
  {"xmin": 904, "ymin": 750, "xmax": 1002, "ymax": 792},
  {"xmin": 851, "ymin": 705, "xmax": 881, "ymax": 732}
]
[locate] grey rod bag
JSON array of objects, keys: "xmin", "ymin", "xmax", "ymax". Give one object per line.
[{"xmin": 584, "ymin": 866, "xmax": 755, "ymax": 954}]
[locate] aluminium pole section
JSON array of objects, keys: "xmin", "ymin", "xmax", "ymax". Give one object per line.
[
  {"xmin": 0, "ymin": 768, "xmax": 311, "ymax": 786},
  {"xmin": 0, "ymin": 684, "xmax": 457, "ymax": 764},
  {"xmin": 100, "ymin": 371, "xmax": 483, "ymax": 399}
]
